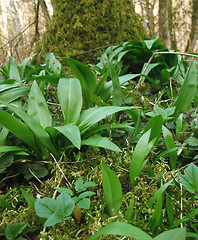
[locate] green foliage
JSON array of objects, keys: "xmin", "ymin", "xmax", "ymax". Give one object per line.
[
  {"xmin": 180, "ymin": 163, "xmax": 198, "ymax": 194},
  {"xmin": 101, "ymin": 161, "xmax": 122, "ymax": 216},
  {"xmin": 35, "ymin": 192, "xmax": 75, "ymax": 227},
  {"xmin": 5, "ymin": 222, "xmax": 28, "ymax": 240},
  {"xmin": 87, "ymin": 221, "xmax": 186, "ymax": 240}
]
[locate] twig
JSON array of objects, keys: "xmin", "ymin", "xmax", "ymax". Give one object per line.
[
  {"xmin": 180, "ymin": 183, "xmax": 183, "ymax": 228},
  {"xmin": 136, "ymin": 51, "xmax": 198, "ymax": 89},
  {"xmin": 0, "ymin": 21, "xmax": 36, "ymax": 50},
  {"xmin": 28, "ymin": 168, "xmax": 43, "ymax": 185},
  {"xmin": 50, "ymin": 153, "xmax": 72, "ymax": 188}
]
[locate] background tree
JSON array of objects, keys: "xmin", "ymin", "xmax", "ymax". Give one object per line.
[{"xmin": 185, "ymin": 0, "xmax": 198, "ymax": 52}]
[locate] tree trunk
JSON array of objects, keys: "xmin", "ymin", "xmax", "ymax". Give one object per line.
[
  {"xmin": 39, "ymin": 0, "xmax": 51, "ymax": 27},
  {"xmin": 185, "ymin": 0, "xmax": 198, "ymax": 52},
  {"xmin": 158, "ymin": 0, "xmax": 170, "ymax": 47},
  {"xmin": 35, "ymin": 0, "xmax": 147, "ymax": 63}
]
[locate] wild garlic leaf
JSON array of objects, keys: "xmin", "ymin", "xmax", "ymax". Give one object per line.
[{"xmin": 180, "ymin": 163, "xmax": 198, "ymax": 193}]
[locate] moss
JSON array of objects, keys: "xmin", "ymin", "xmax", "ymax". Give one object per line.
[{"xmin": 34, "ymin": 0, "xmax": 146, "ymax": 64}]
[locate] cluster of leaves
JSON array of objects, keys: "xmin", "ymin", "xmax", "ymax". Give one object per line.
[{"xmin": 0, "ymin": 37, "xmax": 198, "ymax": 239}]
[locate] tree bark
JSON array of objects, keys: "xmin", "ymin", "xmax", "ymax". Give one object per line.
[
  {"xmin": 185, "ymin": 0, "xmax": 198, "ymax": 52},
  {"xmin": 158, "ymin": 0, "xmax": 170, "ymax": 47}
]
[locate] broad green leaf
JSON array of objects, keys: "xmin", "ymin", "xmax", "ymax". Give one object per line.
[
  {"xmin": 153, "ymin": 147, "xmax": 185, "ymax": 165},
  {"xmin": 9, "ymin": 57, "xmax": 21, "ymax": 82},
  {"xmin": 35, "ymin": 197, "xmax": 58, "ymax": 218},
  {"xmin": 87, "ymin": 222, "xmax": 152, "ymax": 240},
  {"xmin": 57, "ymin": 78, "xmax": 82, "ymax": 124},
  {"xmin": 44, "ymin": 212, "xmax": 64, "ymax": 227},
  {"xmin": 57, "ymin": 188, "xmax": 73, "ymax": 196},
  {"xmin": 65, "ymin": 58, "xmax": 96, "ymax": 106},
  {"xmin": 154, "ymin": 228, "xmax": 186, "ymax": 240},
  {"xmin": 0, "ymin": 101, "xmax": 58, "ymax": 158},
  {"xmin": 0, "ymin": 146, "xmax": 28, "ymax": 154},
  {"xmin": 143, "ymin": 115, "xmax": 163, "ymax": 145},
  {"xmin": 56, "ymin": 192, "xmax": 75, "ymax": 216},
  {"xmin": 185, "ymin": 136, "xmax": 198, "ymax": 146},
  {"xmin": 171, "ymin": 208, "xmax": 198, "ymax": 228},
  {"xmin": 0, "ymin": 86, "xmax": 29, "ymax": 103},
  {"xmin": 0, "ymin": 153, "xmax": 14, "ymax": 173},
  {"xmin": 101, "ymin": 161, "xmax": 122, "ymax": 216},
  {"xmin": 149, "ymin": 180, "xmax": 173, "ymax": 207},
  {"xmin": 5, "ymin": 222, "xmax": 28, "ymax": 240},
  {"xmin": 81, "ymin": 135, "xmax": 121, "ymax": 152},
  {"xmin": 0, "ymin": 198, "xmax": 13, "ymax": 210},
  {"xmin": 78, "ymin": 106, "xmax": 139, "ymax": 134},
  {"xmin": 27, "ymin": 81, "xmax": 52, "ymax": 128},
  {"xmin": 176, "ymin": 114, "xmax": 183, "ymax": 140},
  {"xmin": 180, "ymin": 163, "xmax": 198, "ymax": 193},
  {"xmin": 45, "ymin": 53, "xmax": 62, "ymax": 75},
  {"xmin": 125, "ymin": 195, "xmax": 135, "ymax": 222},
  {"xmin": 19, "ymin": 53, "xmax": 37, "ymax": 79},
  {"xmin": 78, "ymin": 191, "xmax": 96, "ymax": 199},
  {"xmin": 94, "ymin": 70, "xmax": 109, "ymax": 95},
  {"xmin": 82, "ymin": 123, "xmax": 134, "ymax": 139},
  {"xmin": 166, "ymin": 194, "xmax": 174, "ymax": 226},
  {"xmin": 130, "ymin": 130, "xmax": 151, "ymax": 187},
  {"xmin": 162, "ymin": 125, "xmax": 177, "ymax": 169},
  {"xmin": 0, "ymin": 108, "xmax": 38, "ymax": 152},
  {"xmin": 75, "ymin": 177, "xmax": 84, "ymax": 192},
  {"xmin": 150, "ymin": 193, "xmax": 163, "ymax": 233},
  {"xmin": 77, "ymin": 198, "xmax": 90, "ymax": 210},
  {"xmin": 54, "ymin": 124, "xmax": 81, "ymax": 149},
  {"xmin": 140, "ymin": 63, "xmax": 160, "ymax": 83},
  {"xmin": 144, "ymin": 39, "xmax": 159, "ymax": 49},
  {"xmin": 174, "ymin": 59, "xmax": 197, "ymax": 116},
  {"xmin": 21, "ymin": 189, "xmax": 36, "ymax": 211},
  {"xmin": 108, "ymin": 61, "xmax": 122, "ymax": 106}
]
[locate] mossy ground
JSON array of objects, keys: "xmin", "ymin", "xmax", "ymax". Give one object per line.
[{"xmin": 1, "ymin": 145, "xmax": 197, "ymax": 239}]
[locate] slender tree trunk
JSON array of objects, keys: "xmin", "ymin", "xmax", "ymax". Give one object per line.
[
  {"xmin": 158, "ymin": 0, "xmax": 170, "ymax": 47},
  {"xmin": 39, "ymin": 0, "xmax": 51, "ymax": 27},
  {"xmin": 168, "ymin": 0, "xmax": 177, "ymax": 49},
  {"xmin": 145, "ymin": 0, "xmax": 155, "ymax": 37},
  {"xmin": 185, "ymin": 0, "xmax": 198, "ymax": 52}
]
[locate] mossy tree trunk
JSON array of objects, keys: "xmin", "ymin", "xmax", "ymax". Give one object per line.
[{"xmin": 35, "ymin": 0, "xmax": 146, "ymax": 63}]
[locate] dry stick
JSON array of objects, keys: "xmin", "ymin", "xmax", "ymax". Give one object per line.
[
  {"xmin": 136, "ymin": 51, "xmax": 198, "ymax": 89},
  {"xmin": 0, "ymin": 21, "xmax": 36, "ymax": 50},
  {"xmin": 28, "ymin": 168, "xmax": 43, "ymax": 185},
  {"xmin": 50, "ymin": 153, "xmax": 72, "ymax": 188}
]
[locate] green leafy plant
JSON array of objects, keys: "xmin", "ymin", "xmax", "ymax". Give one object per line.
[
  {"xmin": 101, "ymin": 161, "xmax": 122, "ymax": 216},
  {"xmin": 57, "ymin": 177, "xmax": 97, "ymax": 211},
  {"xmin": 5, "ymin": 222, "xmax": 28, "ymax": 240},
  {"xmin": 35, "ymin": 192, "xmax": 75, "ymax": 227},
  {"xmin": 180, "ymin": 163, "xmax": 198, "ymax": 194},
  {"xmin": 87, "ymin": 222, "xmax": 186, "ymax": 240}
]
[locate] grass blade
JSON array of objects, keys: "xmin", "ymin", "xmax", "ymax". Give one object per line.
[
  {"xmin": 174, "ymin": 59, "xmax": 197, "ymax": 116},
  {"xmin": 162, "ymin": 125, "xmax": 177, "ymax": 170},
  {"xmin": 130, "ymin": 129, "xmax": 151, "ymax": 187},
  {"xmin": 108, "ymin": 61, "xmax": 122, "ymax": 106},
  {"xmin": 101, "ymin": 161, "xmax": 122, "ymax": 216}
]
